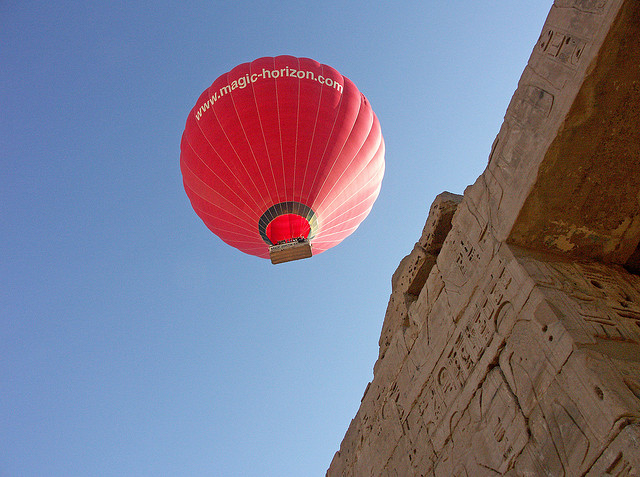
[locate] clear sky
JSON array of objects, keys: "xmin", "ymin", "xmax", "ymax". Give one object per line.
[{"xmin": 2, "ymin": 2, "xmax": 551, "ymax": 476}]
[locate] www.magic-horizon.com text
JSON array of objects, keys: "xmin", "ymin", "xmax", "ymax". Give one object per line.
[{"xmin": 195, "ymin": 67, "xmax": 343, "ymax": 121}]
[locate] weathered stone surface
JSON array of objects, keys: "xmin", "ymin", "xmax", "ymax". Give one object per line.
[
  {"xmin": 379, "ymin": 192, "xmax": 462, "ymax": 360},
  {"xmin": 508, "ymin": 0, "xmax": 640, "ymax": 264},
  {"xmin": 586, "ymin": 422, "xmax": 640, "ymax": 476},
  {"xmin": 327, "ymin": 1, "xmax": 640, "ymax": 475}
]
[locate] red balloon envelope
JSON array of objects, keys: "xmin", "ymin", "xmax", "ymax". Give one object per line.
[{"xmin": 180, "ymin": 55, "xmax": 385, "ymax": 262}]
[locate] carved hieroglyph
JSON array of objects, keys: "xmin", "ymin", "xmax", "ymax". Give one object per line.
[{"xmin": 328, "ymin": 1, "xmax": 640, "ymax": 475}]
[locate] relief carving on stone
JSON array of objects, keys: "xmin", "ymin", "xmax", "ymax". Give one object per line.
[
  {"xmin": 538, "ymin": 28, "xmax": 587, "ymax": 66},
  {"xmin": 553, "ymin": 0, "xmax": 608, "ymax": 13}
]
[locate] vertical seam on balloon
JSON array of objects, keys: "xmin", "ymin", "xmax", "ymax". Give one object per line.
[
  {"xmin": 184, "ymin": 180, "xmax": 267, "ymax": 256},
  {"xmin": 229, "ymin": 65, "xmax": 275, "ymax": 211},
  {"xmin": 251, "ymin": 57, "xmax": 280, "ymax": 208},
  {"xmin": 199, "ymin": 79, "xmax": 264, "ymax": 212},
  {"xmin": 247, "ymin": 60, "xmax": 275, "ymax": 208},
  {"xmin": 189, "ymin": 205, "xmax": 260, "ymax": 238},
  {"xmin": 312, "ymin": 160, "xmax": 382, "ymax": 245},
  {"xmin": 316, "ymin": 152, "xmax": 384, "ymax": 228},
  {"xmin": 298, "ymin": 61, "xmax": 324, "ymax": 208},
  {"xmin": 183, "ymin": 187, "xmax": 263, "ymax": 254},
  {"xmin": 316, "ymin": 114, "xmax": 379, "ymax": 215},
  {"xmin": 193, "ymin": 83, "xmax": 263, "ymax": 214},
  {"xmin": 321, "ymin": 187, "xmax": 380, "ymax": 232},
  {"xmin": 317, "ymin": 220, "xmax": 363, "ymax": 239},
  {"xmin": 319, "ymin": 144, "xmax": 384, "ymax": 227},
  {"xmin": 313, "ymin": 195, "xmax": 378, "ymax": 243},
  {"xmin": 182, "ymin": 135, "xmax": 257, "ymax": 223},
  {"xmin": 181, "ymin": 150, "xmax": 257, "ymax": 228},
  {"xmin": 293, "ymin": 57, "xmax": 301, "ymax": 204},
  {"xmin": 313, "ymin": 221, "xmax": 364, "ymax": 246},
  {"xmin": 207, "ymin": 72, "xmax": 264, "ymax": 210},
  {"xmin": 313, "ymin": 81, "xmax": 366, "ymax": 212},
  {"xmin": 306, "ymin": 64, "xmax": 344, "ymax": 204},
  {"xmin": 187, "ymin": 199, "xmax": 260, "ymax": 238},
  {"xmin": 274, "ymin": 60, "xmax": 286, "ymax": 204},
  {"xmin": 317, "ymin": 122, "xmax": 382, "ymax": 216},
  {"xmin": 321, "ymin": 196, "xmax": 379, "ymax": 237}
]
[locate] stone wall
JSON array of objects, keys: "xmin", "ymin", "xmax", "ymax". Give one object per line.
[{"xmin": 327, "ymin": 1, "xmax": 640, "ymax": 475}]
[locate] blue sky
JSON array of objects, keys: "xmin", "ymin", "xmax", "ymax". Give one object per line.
[{"xmin": 2, "ymin": 2, "xmax": 551, "ymax": 475}]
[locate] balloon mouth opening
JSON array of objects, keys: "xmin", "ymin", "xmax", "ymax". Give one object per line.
[
  {"xmin": 266, "ymin": 214, "xmax": 311, "ymax": 244},
  {"xmin": 258, "ymin": 201, "xmax": 318, "ymax": 246}
]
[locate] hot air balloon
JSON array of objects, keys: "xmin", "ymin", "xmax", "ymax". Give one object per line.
[{"xmin": 180, "ymin": 55, "xmax": 385, "ymax": 264}]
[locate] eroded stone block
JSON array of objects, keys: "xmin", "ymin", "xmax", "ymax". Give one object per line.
[{"xmin": 586, "ymin": 422, "xmax": 640, "ymax": 476}]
